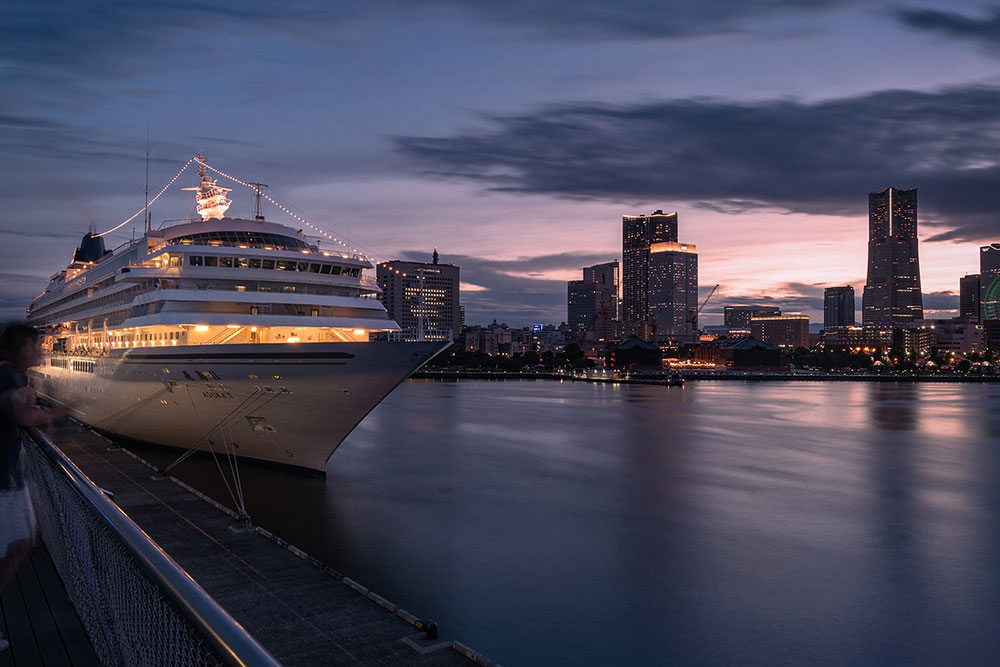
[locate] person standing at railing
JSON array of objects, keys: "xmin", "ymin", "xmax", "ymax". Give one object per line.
[{"xmin": 0, "ymin": 323, "xmax": 67, "ymax": 652}]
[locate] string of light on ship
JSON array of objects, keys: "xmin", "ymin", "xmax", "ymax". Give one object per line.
[
  {"xmin": 95, "ymin": 158, "xmax": 197, "ymax": 237},
  {"xmin": 201, "ymin": 162, "xmax": 373, "ymax": 262},
  {"xmin": 95, "ymin": 157, "xmax": 377, "ymax": 263}
]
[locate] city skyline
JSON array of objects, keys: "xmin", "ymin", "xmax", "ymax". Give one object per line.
[{"xmin": 3, "ymin": 2, "xmax": 999, "ymax": 326}]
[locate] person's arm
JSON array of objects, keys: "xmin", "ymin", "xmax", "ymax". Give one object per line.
[{"xmin": 0, "ymin": 386, "xmax": 57, "ymax": 429}]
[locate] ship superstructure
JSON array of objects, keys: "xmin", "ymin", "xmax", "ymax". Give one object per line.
[{"xmin": 26, "ymin": 156, "xmax": 448, "ymax": 472}]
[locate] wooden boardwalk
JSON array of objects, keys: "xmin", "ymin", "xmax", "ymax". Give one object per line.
[
  {"xmin": 0, "ymin": 543, "xmax": 99, "ymax": 667},
  {"xmin": 39, "ymin": 423, "xmax": 489, "ymax": 667}
]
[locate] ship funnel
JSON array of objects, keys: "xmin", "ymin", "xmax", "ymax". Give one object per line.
[{"xmin": 73, "ymin": 232, "xmax": 108, "ymax": 263}]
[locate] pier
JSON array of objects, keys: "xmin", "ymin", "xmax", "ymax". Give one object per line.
[
  {"xmin": 16, "ymin": 424, "xmax": 496, "ymax": 666},
  {"xmin": 0, "ymin": 543, "xmax": 98, "ymax": 666}
]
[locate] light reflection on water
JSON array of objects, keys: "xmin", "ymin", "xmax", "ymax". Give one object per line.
[{"xmin": 130, "ymin": 380, "xmax": 1000, "ymax": 666}]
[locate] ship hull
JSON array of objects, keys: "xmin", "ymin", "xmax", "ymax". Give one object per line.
[{"xmin": 30, "ymin": 341, "xmax": 448, "ymax": 473}]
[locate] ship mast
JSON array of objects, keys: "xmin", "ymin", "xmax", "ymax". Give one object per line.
[
  {"xmin": 181, "ymin": 152, "xmax": 232, "ymax": 221},
  {"xmin": 249, "ymin": 182, "xmax": 268, "ymax": 221}
]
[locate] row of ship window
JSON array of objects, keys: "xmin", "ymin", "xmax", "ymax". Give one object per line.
[
  {"xmin": 187, "ymin": 255, "xmax": 361, "ymax": 277},
  {"xmin": 50, "ymin": 358, "xmax": 96, "ymax": 373}
]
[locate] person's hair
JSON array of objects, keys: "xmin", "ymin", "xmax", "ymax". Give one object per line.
[{"xmin": 0, "ymin": 323, "xmax": 40, "ymax": 358}]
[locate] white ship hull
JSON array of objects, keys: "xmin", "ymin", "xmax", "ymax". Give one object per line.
[{"xmin": 31, "ymin": 341, "xmax": 447, "ymax": 473}]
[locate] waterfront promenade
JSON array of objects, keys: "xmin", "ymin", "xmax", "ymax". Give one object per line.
[{"xmin": 33, "ymin": 422, "xmax": 489, "ymax": 667}]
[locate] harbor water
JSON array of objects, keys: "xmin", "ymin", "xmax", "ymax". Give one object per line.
[{"xmin": 129, "ymin": 379, "xmax": 1000, "ymax": 666}]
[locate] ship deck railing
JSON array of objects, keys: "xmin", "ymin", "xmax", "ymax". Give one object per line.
[{"xmin": 17, "ymin": 427, "xmax": 282, "ymax": 667}]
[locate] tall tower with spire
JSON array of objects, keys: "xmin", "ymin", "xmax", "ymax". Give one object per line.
[{"xmin": 862, "ymin": 187, "xmax": 923, "ymax": 328}]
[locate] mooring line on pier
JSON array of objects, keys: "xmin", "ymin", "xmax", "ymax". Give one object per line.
[{"xmin": 163, "ymin": 387, "xmax": 282, "ymax": 476}]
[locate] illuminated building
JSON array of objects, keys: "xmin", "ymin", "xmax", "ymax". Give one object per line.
[
  {"xmin": 985, "ymin": 320, "xmax": 1000, "ymax": 353},
  {"xmin": 703, "ymin": 325, "xmax": 751, "ymax": 339},
  {"xmin": 914, "ymin": 318, "xmax": 983, "ymax": 356},
  {"xmin": 751, "ymin": 315, "xmax": 810, "ymax": 350},
  {"xmin": 567, "ymin": 261, "xmax": 619, "ymax": 341},
  {"xmin": 981, "ymin": 243, "xmax": 1000, "ymax": 322},
  {"xmin": 862, "ymin": 187, "xmax": 923, "ymax": 328},
  {"xmin": 823, "ymin": 286, "xmax": 855, "ymax": 330},
  {"xmin": 622, "ymin": 210, "xmax": 678, "ymax": 338},
  {"xmin": 892, "ymin": 325, "xmax": 936, "ymax": 358},
  {"xmin": 377, "ymin": 253, "xmax": 460, "ymax": 340},
  {"xmin": 724, "ymin": 305, "xmax": 780, "ymax": 328},
  {"xmin": 622, "ymin": 210, "xmax": 699, "ymax": 342},
  {"xmin": 960, "ymin": 274, "xmax": 981, "ymax": 322},
  {"xmin": 982, "ymin": 243, "xmax": 1000, "ymax": 273},
  {"xmin": 647, "ymin": 241, "xmax": 699, "ymax": 343}
]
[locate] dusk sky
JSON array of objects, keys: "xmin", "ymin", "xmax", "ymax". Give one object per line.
[{"xmin": 3, "ymin": 0, "xmax": 999, "ymax": 326}]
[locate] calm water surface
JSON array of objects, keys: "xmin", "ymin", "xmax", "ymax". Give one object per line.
[{"xmin": 132, "ymin": 380, "xmax": 1000, "ymax": 666}]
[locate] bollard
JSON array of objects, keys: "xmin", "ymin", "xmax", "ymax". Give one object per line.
[{"xmin": 414, "ymin": 619, "xmax": 438, "ymax": 641}]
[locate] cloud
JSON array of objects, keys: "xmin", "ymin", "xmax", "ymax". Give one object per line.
[
  {"xmin": 921, "ymin": 290, "xmax": 958, "ymax": 311},
  {"xmin": 703, "ymin": 285, "xmax": 824, "ymax": 319},
  {"xmin": 0, "ymin": 271, "xmax": 51, "ymax": 321},
  {"xmin": 421, "ymin": 0, "xmax": 852, "ymax": 40},
  {"xmin": 395, "ymin": 85, "xmax": 1000, "ymax": 243},
  {"xmin": 895, "ymin": 6, "xmax": 1000, "ymax": 47},
  {"xmin": 398, "ymin": 250, "xmax": 617, "ymax": 325},
  {"xmin": 1, "ymin": 0, "xmax": 850, "ymax": 83}
]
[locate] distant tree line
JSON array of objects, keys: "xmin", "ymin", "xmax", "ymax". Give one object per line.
[
  {"xmin": 791, "ymin": 346, "xmax": 996, "ymax": 373},
  {"xmin": 427, "ymin": 343, "xmax": 595, "ymax": 370}
]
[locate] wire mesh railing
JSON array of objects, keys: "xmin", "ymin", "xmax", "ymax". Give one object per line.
[{"xmin": 19, "ymin": 428, "xmax": 282, "ymax": 667}]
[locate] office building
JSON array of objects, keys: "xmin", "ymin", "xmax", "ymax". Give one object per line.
[
  {"xmin": 724, "ymin": 305, "xmax": 781, "ymax": 328},
  {"xmin": 567, "ymin": 261, "xmax": 619, "ymax": 341},
  {"xmin": 622, "ymin": 210, "xmax": 678, "ymax": 338},
  {"xmin": 377, "ymin": 253, "xmax": 460, "ymax": 340},
  {"xmin": 647, "ymin": 241, "xmax": 699, "ymax": 343},
  {"xmin": 823, "ymin": 286, "xmax": 855, "ymax": 329},
  {"xmin": 862, "ymin": 187, "xmax": 923, "ymax": 328},
  {"xmin": 751, "ymin": 315, "xmax": 810, "ymax": 350},
  {"xmin": 914, "ymin": 318, "xmax": 983, "ymax": 356},
  {"xmin": 982, "ymin": 243, "xmax": 1000, "ymax": 273},
  {"xmin": 982, "ymin": 243, "xmax": 1000, "ymax": 322},
  {"xmin": 960, "ymin": 274, "xmax": 981, "ymax": 322}
]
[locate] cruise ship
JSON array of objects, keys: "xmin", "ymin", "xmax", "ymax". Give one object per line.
[{"xmin": 26, "ymin": 156, "xmax": 449, "ymax": 473}]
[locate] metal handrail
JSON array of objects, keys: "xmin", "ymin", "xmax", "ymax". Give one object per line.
[{"xmin": 26, "ymin": 428, "xmax": 283, "ymax": 667}]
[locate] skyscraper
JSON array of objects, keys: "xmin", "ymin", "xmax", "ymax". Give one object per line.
[
  {"xmin": 622, "ymin": 210, "xmax": 678, "ymax": 338},
  {"xmin": 567, "ymin": 260, "xmax": 620, "ymax": 341},
  {"xmin": 982, "ymin": 243, "xmax": 1000, "ymax": 321},
  {"xmin": 982, "ymin": 243, "xmax": 1000, "ymax": 273},
  {"xmin": 647, "ymin": 242, "xmax": 698, "ymax": 343},
  {"xmin": 862, "ymin": 187, "xmax": 923, "ymax": 328},
  {"xmin": 823, "ymin": 286, "xmax": 855, "ymax": 329},
  {"xmin": 377, "ymin": 253, "xmax": 460, "ymax": 340},
  {"xmin": 960, "ymin": 273, "xmax": 981, "ymax": 322}
]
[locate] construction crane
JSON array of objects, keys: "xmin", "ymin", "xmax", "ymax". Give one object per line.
[
  {"xmin": 687, "ymin": 284, "xmax": 720, "ymax": 329},
  {"xmin": 699, "ymin": 284, "xmax": 720, "ymax": 314}
]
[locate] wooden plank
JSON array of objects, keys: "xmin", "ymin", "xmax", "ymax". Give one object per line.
[
  {"xmin": 28, "ymin": 545, "xmax": 99, "ymax": 667},
  {"xmin": 13, "ymin": 549, "xmax": 72, "ymax": 667},
  {"xmin": 0, "ymin": 598, "xmax": 13, "ymax": 667},
  {"xmin": 0, "ymin": 568, "xmax": 42, "ymax": 667}
]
